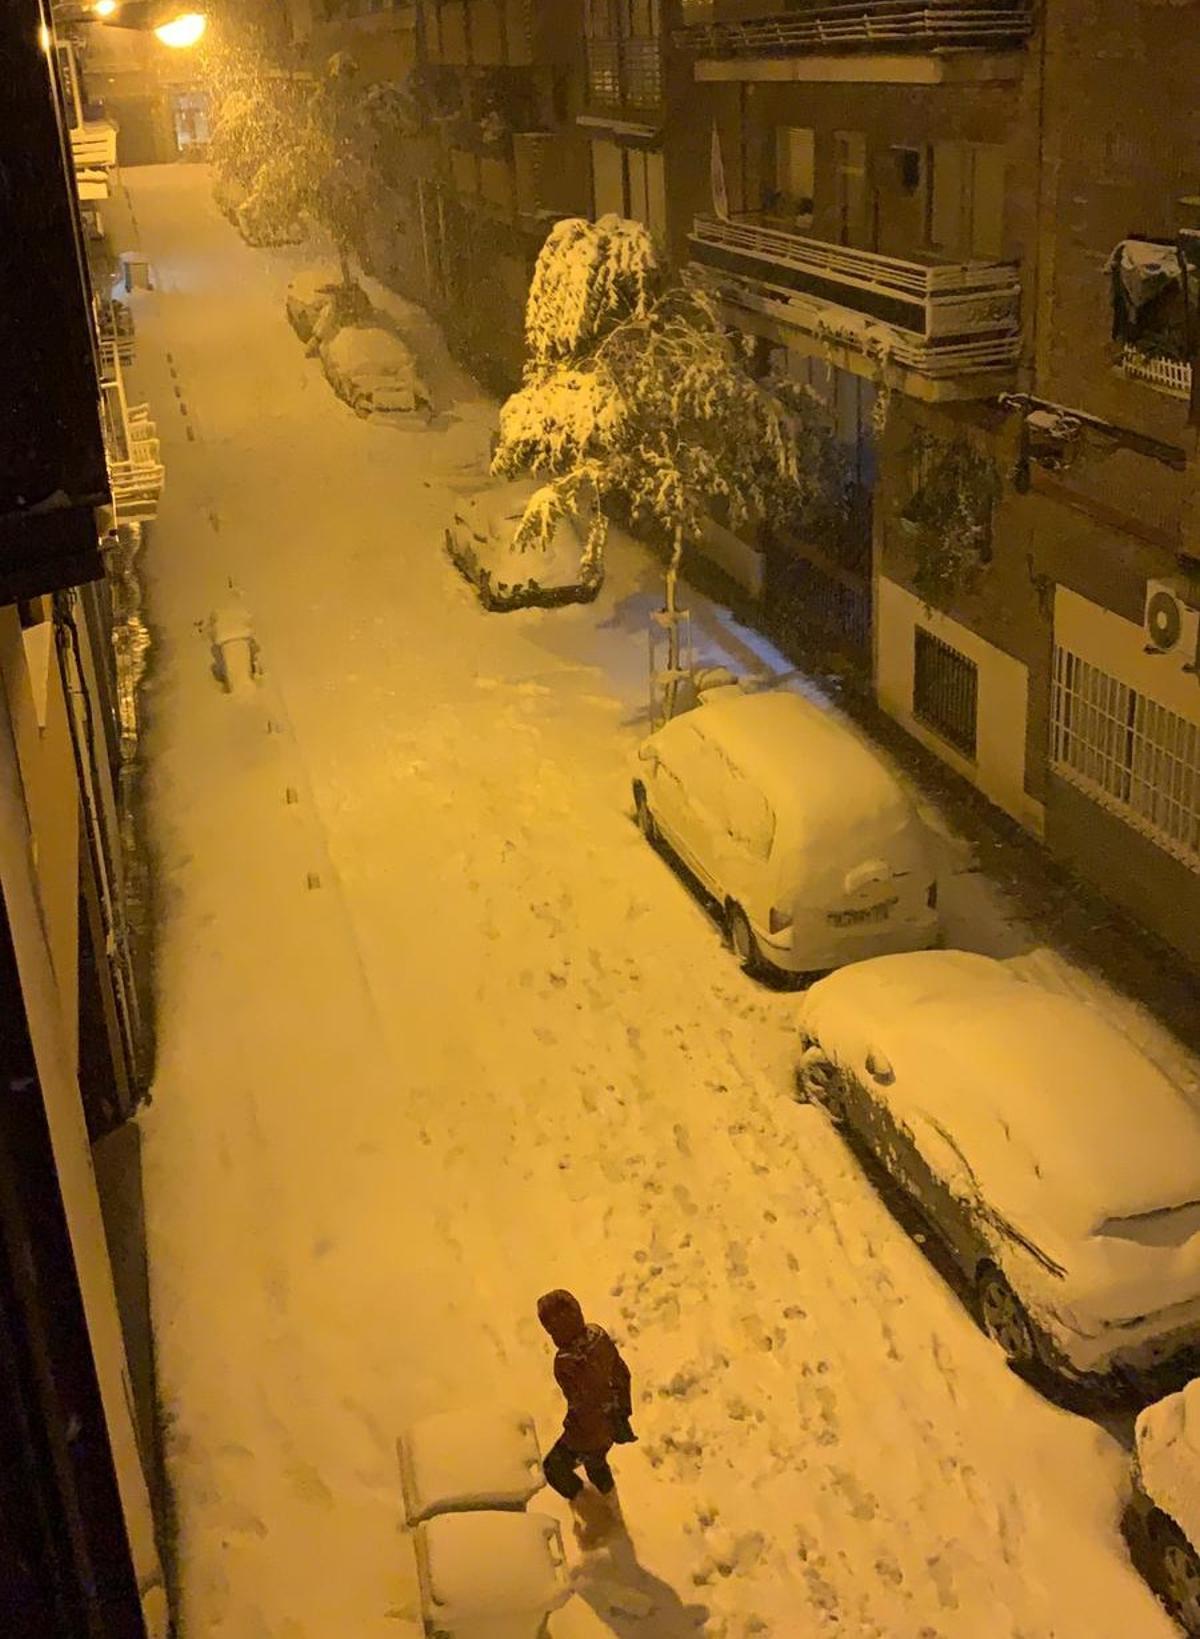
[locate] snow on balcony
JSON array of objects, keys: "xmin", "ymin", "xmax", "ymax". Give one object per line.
[
  {"xmin": 690, "ymin": 214, "xmax": 1019, "ymax": 386},
  {"xmin": 675, "ymin": 1, "xmax": 1032, "ymax": 59},
  {"xmin": 1120, "ymin": 345, "xmax": 1194, "ymax": 401},
  {"xmin": 98, "ymin": 339, "xmax": 164, "ymax": 524}
]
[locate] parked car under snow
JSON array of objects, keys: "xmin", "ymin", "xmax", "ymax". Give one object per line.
[
  {"xmin": 318, "ymin": 324, "xmax": 429, "ymax": 417},
  {"xmin": 1127, "ymin": 1380, "xmax": 1200, "ymax": 1634},
  {"xmin": 445, "ymin": 479, "xmax": 602, "ymax": 611},
  {"xmin": 797, "ymin": 950, "xmax": 1200, "ymax": 1382},
  {"xmin": 285, "ymin": 271, "xmax": 371, "ymax": 345},
  {"xmin": 632, "ymin": 689, "xmax": 939, "ymax": 976}
]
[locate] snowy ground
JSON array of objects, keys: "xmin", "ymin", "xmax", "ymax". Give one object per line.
[{"xmin": 117, "ymin": 165, "xmax": 1198, "ymax": 1638}]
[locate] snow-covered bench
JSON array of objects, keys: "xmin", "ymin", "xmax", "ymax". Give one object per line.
[{"xmin": 398, "ymin": 1406, "xmax": 544, "ymax": 1527}]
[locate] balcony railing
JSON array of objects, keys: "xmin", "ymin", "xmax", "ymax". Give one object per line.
[
  {"xmin": 1120, "ymin": 345, "xmax": 1193, "ymax": 400},
  {"xmin": 98, "ymin": 340, "xmax": 165, "ymax": 524},
  {"xmin": 675, "ymin": 1, "xmax": 1032, "ymax": 57},
  {"xmin": 585, "ymin": 35, "xmax": 663, "ymax": 111},
  {"xmin": 691, "ymin": 214, "xmax": 1019, "ymax": 380}
]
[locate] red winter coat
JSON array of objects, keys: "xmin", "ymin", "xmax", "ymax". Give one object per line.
[{"xmin": 553, "ymin": 1323, "xmax": 632, "ymax": 1453}]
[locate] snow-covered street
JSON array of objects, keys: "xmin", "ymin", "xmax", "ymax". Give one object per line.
[{"xmin": 124, "ymin": 164, "xmax": 1190, "ymax": 1637}]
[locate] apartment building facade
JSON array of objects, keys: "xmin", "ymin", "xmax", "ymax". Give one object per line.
[
  {"xmin": 2, "ymin": 4, "xmax": 166, "ymax": 1632},
  {"xmin": 673, "ymin": 0, "xmax": 1200, "ymax": 970}
]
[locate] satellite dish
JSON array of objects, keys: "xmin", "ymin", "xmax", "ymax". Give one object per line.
[{"xmin": 1146, "ymin": 588, "xmax": 1182, "ymax": 651}]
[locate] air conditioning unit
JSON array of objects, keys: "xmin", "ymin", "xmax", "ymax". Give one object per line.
[{"xmin": 1143, "ymin": 578, "xmax": 1200, "ymax": 671}]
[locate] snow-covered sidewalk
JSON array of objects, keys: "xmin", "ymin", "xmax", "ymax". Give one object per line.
[{"xmin": 120, "ymin": 164, "xmax": 1191, "ymax": 1639}]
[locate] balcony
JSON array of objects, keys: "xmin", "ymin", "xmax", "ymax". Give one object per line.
[
  {"xmin": 676, "ymin": 1, "xmax": 1030, "ymax": 83},
  {"xmin": 98, "ymin": 341, "xmax": 164, "ymax": 525},
  {"xmin": 585, "ymin": 36, "xmax": 664, "ymax": 112},
  {"xmin": 690, "ymin": 214, "xmax": 1020, "ymax": 397}
]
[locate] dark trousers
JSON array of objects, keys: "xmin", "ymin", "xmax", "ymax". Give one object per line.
[{"xmin": 543, "ymin": 1435, "xmax": 614, "ymax": 1500}]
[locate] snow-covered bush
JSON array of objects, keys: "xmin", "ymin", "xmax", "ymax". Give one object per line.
[
  {"xmin": 236, "ymin": 149, "xmax": 307, "ymax": 247},
  {"xmin": 522, "ymin": 215, "xmax": 665, "ymax": 373}
]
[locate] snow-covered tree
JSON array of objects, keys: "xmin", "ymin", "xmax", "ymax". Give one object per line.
[
  {"xmin": 492, "ymin": 217, "xmax": 806, "ymax": 712},
  {"xmin": 304, "ymin": 52, "xmax": 373, "ymax": 288}
]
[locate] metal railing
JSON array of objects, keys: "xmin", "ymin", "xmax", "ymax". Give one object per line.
[
  {"xmin": 585, "ymin": 35, "xmax": 664, "ymax": 110},
  {"xmin": 1120, "ymin": 345, "xmax": 1193, "ymax": 401},
  {"xmin": 690, "ymin": 215, "xmax": 1019, "ymax": 372},
  {"xmin": 98, "ymin": 341, "xmax": 165, "ymax": 523},
  {"xmin": 700, "ymin": 266, "xmax": 1020, "ymax": 377},
  {"xmin": 676, "ymin": 1, "xmax": 1031, "ymax": 57}
]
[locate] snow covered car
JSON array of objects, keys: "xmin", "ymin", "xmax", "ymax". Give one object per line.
[
  {"xmin": 1127, "ymin": 1380, "xmax": 1200, "ymax": 1634},
  {"xmin": 445, "ymin": 479, "xmax": 602, "ymax": 611},
  {"xmin": 318, "ymin": 324, "xmax": 429, "ymax": 416},
  {"xmin": 284, "ymin": 271, "xmax": 370, "ymax": 345},
  {"xmin": 632, "ymin": 689, "xmax": 939, "ymax": 976},
  {"xmin": 797, "ymin": 951, "xmax": 1200, "ymax": 1381}
]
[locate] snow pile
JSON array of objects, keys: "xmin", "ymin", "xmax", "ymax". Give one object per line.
[
  {"xmin": 1137, "ymin": 1381, "xmax": 1200, "ymax": 1553},
  {"xmin": 414, "ymin": 1511, "xmax": 568, "ymax": 1638},
  {"xmin": 319, "ymin": 324, "xmax": 429, "ymax": 415},
  {"xmin": 445, "ymin": 479, "xmax": 601, "ymax": 610},
  {"xmin": 398, "ymin": 1406, "xmax": 544, "ymax": 1524}
]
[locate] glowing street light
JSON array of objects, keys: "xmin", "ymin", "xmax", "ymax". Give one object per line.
[
  {"xmin": 153, "ymin": 11, "xmax": 205, "ymax": 47},
  {"xmin": 92, "ymin": 1, "xmax": 118, "ymax": 15}
]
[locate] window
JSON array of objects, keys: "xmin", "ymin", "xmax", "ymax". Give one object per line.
[
  {"xmin": 772, "ymin": 127, "xmax": 814, "ymax": 225},
  {"xmin": 590, "ymin": 140, "xmax": 665, "ymax": 238},
  {"xmin": 928, "ymin": 142, "xmax": 1005, "ymax": 259},
  {"xmin": 913, "ymin": 629, "xmax": 978, "ymax": 759},
  {"xmin": 1051, "ymin": 648, "xmax": 1200, "ymax": 870},
  {"xmin": 591, "ymin": 138, "xmax": 624, "ymax": 216}
]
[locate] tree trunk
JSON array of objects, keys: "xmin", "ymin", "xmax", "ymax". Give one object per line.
[
  {"xmin": 663, "ymin": 522, "xmax": 685, "ymax": 721},
  {"xmin": 337, "ymin": 239, "xmax": 352, "ymax": 289}
]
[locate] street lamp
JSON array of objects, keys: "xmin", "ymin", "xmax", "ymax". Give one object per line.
[{"xmin": 153, "ymin": 11, "xmax": 204, "ymax": 47}]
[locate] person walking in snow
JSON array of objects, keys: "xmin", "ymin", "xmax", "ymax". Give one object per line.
[{"xmin": 537, "ymin": 1288, "xmax": 634, "ymax": 1506}]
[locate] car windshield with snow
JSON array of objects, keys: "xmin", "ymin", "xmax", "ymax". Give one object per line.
[
  {"xmin": 632, "ymin": 690, "xmax": 939, "ymax": 976},
  {"xmin": 798, "ymin": 950, "xmax": 1200, "ymax": 1380}
]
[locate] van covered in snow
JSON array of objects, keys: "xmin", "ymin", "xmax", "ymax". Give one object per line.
[{"xmin": 632, "ymin": 690, "xmax": 939, "ymax": 975}]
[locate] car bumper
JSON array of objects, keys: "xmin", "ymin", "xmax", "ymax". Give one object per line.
[
  {"xmin": 760, "ymin": 909, "xmax": 940, "ymax": 975},
  {"xmin": 1039, "ymin": 1303, "xmax": 1200, "ymax": 1381}
]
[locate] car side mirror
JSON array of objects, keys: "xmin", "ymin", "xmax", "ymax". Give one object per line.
[{"xmin": 865, "ymin": 1050, "xmax": 894, "ymax": 1086}]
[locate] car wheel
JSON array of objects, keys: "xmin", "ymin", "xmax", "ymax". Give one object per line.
[
  {"xmin": 1151, "ymin": 1515, "xmax": 1200, "ymax": 1635},
  {"xmin": 727, "ymin": 903, "xmax": 762, "ymax": 976},
  {"xmin": 796, "ymin": 1050, "xmax": 846, "ymax": 1125},
  {"xmin": 633, "ymin": 785, "xmax": 658, "ymax": 845},
  {"xmin": 976, "ymin": 1267, "xmax": 1038, "ymax": 1369}
]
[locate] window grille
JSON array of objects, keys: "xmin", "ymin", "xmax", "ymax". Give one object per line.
[
  {"xmin": 1051, "ymin": 647, "xmax": 1200, "ymax": 871},
  {"xmin": 913, "ymin": 627, "xmax": 978, "ymax": 759}
]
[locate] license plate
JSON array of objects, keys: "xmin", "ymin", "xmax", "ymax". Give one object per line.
[{"xmin": 829, "ymin": 896, "xmax": 898, "ymax": 928}]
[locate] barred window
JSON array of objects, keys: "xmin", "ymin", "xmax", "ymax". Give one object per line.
[
  {"xmin": 913, "ymin": 628, "xmax": 978, "ymax": 760},
  {"xmin": 1051, "ymin": 647, "xmax": 1200, "ymax": 871}
]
